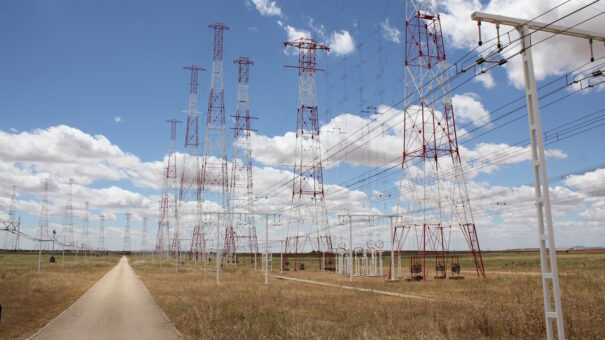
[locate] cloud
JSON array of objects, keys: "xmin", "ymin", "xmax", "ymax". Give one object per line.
[
  {"xmin": 474, "ymin": 72, "xmax": 495, "ymax": 89},
  {"xmin": 308, "ymin": 18, "xmax": 326, "ymax": 39},
  {"xmin": 439, "ymin": 0, "xmax": 605, "ymax": 88},
  {"xmin": 283, "ymin": 25, "xmax": 311, "ymax": 41},
  {"xmin": 249, "ymin": 0, "xmax": 282, "ymax": 17},
  {"xmin": 380, "ymin": 18, "xmax": 401, "ymax": 43},
  {"xmin": 0, "ymin": 125, "xmax": 163, "ymax": 191},
  {"xmin": 452, "ymin": 93, "xmax": 491, "ymax": 126},
  {"xmin": 114, "ymin": 116, "xmax": 122, "ymax": 123},
  {"xmin": 327, "ymin": 30, "xmax": 355, "ymax": 56}
]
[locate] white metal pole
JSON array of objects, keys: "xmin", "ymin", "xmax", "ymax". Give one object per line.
[
  {"xmin": 519, "ymin": 24, "xmax": 565, "ymax": 340},
  {"xmin": 216, "ymin": 213, "xmax": 220, "ymax": 285},
  {"xmin": 265, "ymin": 215, "xmax": 269, "ymax": 285},
  {"xmin": 390, "ymin": 216, "xmax": 394, "ymax": 281},
  {"xmin": 348, "ymin": 216, "xmax": 353, "ymax": 283},
  {"xmin": 38, "ymin": 243, "xmax": 42, "ymax": 273},
  {"xmin": 280, "ymin": 240, "xmax": 283, "ymax": 273}
]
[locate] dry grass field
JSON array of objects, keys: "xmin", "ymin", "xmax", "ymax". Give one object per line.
[
  {"xmin": 132, "ymin": 250, "xmax": 605, "ymax": 339},
  {"xmin": 0, "ymin": 252, "xmax": 119, "ymax": 339}
]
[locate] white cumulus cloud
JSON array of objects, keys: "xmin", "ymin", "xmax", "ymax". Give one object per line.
[
  {"xmin": 249, "ymin": 0, "xmax": 282, "ymax": 17},
  {"xmin": 327, "ymin": 30, "xmax": 355, "ymax": 56}
]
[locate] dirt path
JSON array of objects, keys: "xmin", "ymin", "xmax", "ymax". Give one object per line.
[{"xmin": 31, "ymin": 256, "xmax": 181, "ymax": 340}]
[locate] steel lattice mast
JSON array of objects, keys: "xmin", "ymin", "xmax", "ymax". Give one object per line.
[
  {"xmin": 390, "ymin": 0, "xmax": 485, "ymax": 280},
  {"xmin": 82, "ymin": 201, "xmax": 89, "ymax": 253},
  {"xmin": 141, "ymin": 216, "xmax": 148, "ymax": 252},
  {"xmin": 180, "ymin": 65, "xmax": 206, "ymax": 261},
  {"xmin": 228, "ymin": 57, "xmax": 259, "ymax": 266},
  {"xmin": 156, "ymin": 119, "xmax": 180, "ymax": 258},
  {"xmin": 98, "ymin": 214, "xmax": 105, "ymax": 253},
  {"xmin": 62, "ymin": 179, "xmax": 74, "ymax": 251},
  {"xmin": 37, "ymin": 179, "xmax": 50, "ymax": 251},
  {"xmin": 283, "ymin": 38, "xmax": 335, "ymax": 271},
  {"xmin": 4, "ymin": 185, "xmax": 20, "ymax": 250},
  {"xmin": 123, "ymin": 212, "xmax": 131, "ymax": 252},
  {"xmin": 201, "ymin": 23, "xmax": 230, "ymax": 263}
]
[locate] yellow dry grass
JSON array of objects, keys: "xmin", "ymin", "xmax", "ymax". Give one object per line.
[
  {"xmin": 0, "ymin": 252, "xmax": 119, "ymax": 339},
  {"xmin": 132, "ymin": 250, "xmax": 605, "ymax": 339}
]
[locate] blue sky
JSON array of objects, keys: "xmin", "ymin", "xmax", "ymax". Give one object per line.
[{"xmin": 1, "ymin": 0, "xmax": 604, "ymax": 251}]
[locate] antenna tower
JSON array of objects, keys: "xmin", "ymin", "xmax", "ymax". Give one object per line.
[
  {"xmin": 37, "ymin": 180, "xmax": 50, "ymax": 251},
  {"xmin": 180, "ymin": 64, "xmax": 206, "ymax": 261},
  {"xmin": 62, "ymin": 179, "xmax": 74, "ymax": 251},
  {"xmin": 227, "ymin": 57, "xmax": 259, "ymax": 266},
  {"xmin": 283, "ymin": 38, "xmax": 335, "ymax": 271},
  {"xmin": 3, "ymin": 186, "xmax": 20, "ymax": 250},
  {"xmin": 390, "ymin": 0, "xmax": 485, "ymax": 280},
  {"xmin": 201, "ymin": 23, "xmax": 230, "ymax": 263},
  {"xmin": 83, "ymin": 201, "xmax": 89, "ymax": 253},
  {"xmin": 141, "ymin": 216, "xmax": 148, "ymax": 252},
  {"xmin": 123, "ymin": 212, "xmax": 131, "ymax": 252},
  {"xmin": 156, "ymin": 119, "xmax": 180, "ymax": 258},
  {"xmin": 98, "ymin": 214, "xmax": 105, "ymax": 253}
]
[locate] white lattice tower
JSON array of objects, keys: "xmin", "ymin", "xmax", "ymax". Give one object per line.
[
  {"xmin": 228, "ymin": 57, "xmax": 259, "ymax": 264},
  {"xmin": 201, "ymin": 23, "xmax": 230, "ymax": 263},
  {"xmin": 180, "ymin": 65, "xmax": 205, "ymax": 261},
  {"xmin": 98, "ymin": 214, "xmax": 105, "ymax": 252},
  {"xmin": 62, "ymin": 179, "xmax": 74, "ymax": 250},
  {"xmin": 123, "ymin": 212, "xmax": 131, "ymax": 252},
  {"xmin": 156, "ymin": 119, "xmax": 180, "ymax": 257},
  {"xmin": 37, "ymin": 179, "xmax": 50, "ymax": 251},
  {"xmin": 141, "ymin": 216, "xmax": 148, "ymax": 252},
  {"xmin": 4, "ymin": 185, "xmax": 20, "ymax": 250},
  {"xmin": 82, "ymin": 201, "xmax": 89, "ymax": 252}
]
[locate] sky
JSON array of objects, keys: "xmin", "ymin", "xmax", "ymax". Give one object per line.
[{"xmin": 0, "ymin": 0, "xmax": 604, "ymax": 251}]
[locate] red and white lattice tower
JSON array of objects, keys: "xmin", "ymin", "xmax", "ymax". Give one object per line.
[
  {"xmin": 156, "ymin": 119, "xmax": 180, "ymax": 258},
  {"xmin": 283, "ymin": 38, "xmax": 335, "ymax": 271},
  {"xmin": 62, "ymin": 179, "xmax": 74, "ymax": 250},
  {"xmin": 98, "ymin": 214, "xmax": 105, "ymax": 253},
  {"xmin": 37, "ymin": 179, "xmax": 50, "ymax": 251},
  {"xmin": 201, "ymin": 23, "xmax": 230, "ymax": 263},
  {"xmin": 123, "ymin": 212, "xmax": 131, "ymax": 252},
  {"xmin": 390, "ymin": 1, "xmax": 485, "ymax": 280},
  {"xmin": 180, "ymin": 65, "xmax": 206, "ymax": 260},
  {"xmin": 228, "ymin": 57, "xmax": 259, "ymax": 265}
]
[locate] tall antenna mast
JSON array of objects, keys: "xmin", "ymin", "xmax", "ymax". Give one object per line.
[
  {"xmin": 123, "ymin": 212, "xmax": 131, "ymax": 252},
  {"xmin": 282, "ymin": 38, "xmax": 335, "ymax": 271},
  {"xmin": 62, "ymin": 179, "xmax": 74, "ymax": 251},
  {"xmin": 201, "ymin": 22, "xmax": 230, "ymax": 264},
  {"xmin": 83, "ymin": 201, "xmax": 89, "ymax": 253},
  {"xmin": 98, "ymin": 214, "xmax": 105, "ymax": 254},
  {"xmin": 180, "ymin": 64, "xmax": 205, "ymax": 261},
  {"xmin": 226, "ymin": 57, "xmax": 259, "ymax": 266},
  {"xmin": 141, "ymin": 216, "xmax": 148, "ymax": 252},
  {"xmin": 157, "ymin": 119, "xmax": 181, "ymax": 258},
  {"xmin": 391, "ymin": 0, "xmax": 485, "ymax": 280},
  {"xmin": 37, "ymin": 179, "xmax": 50, "ymax": 251}
]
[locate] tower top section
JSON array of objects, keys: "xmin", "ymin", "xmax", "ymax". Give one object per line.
[{"xmin": 208, "ymin": 22, "xmax": 230, "ymax": 62}]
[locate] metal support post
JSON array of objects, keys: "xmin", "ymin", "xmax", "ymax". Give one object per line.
[
  {"xmin": 467, "ymin": 11, "xmax": 604, "ymax": 339},
  {"xmin": 348, "ymin": 216, "xmax": 353, "ymax": 283},
  {"xmin": 216, "ymin": 214, "xmax": 220, "ymax": 285},
  {"xmin": 390, "ymin": 216, "xmax": 394, "ymax": 281},
  {"xmin": 265, "ymin": 215, "xmax": 269, "ymax": 285},
  {"xmin": 519, "ymin": 24, "xmax": 564, "ymax": 340},
  {"xmin": 280, "ymin": 240, "xmax": 283, "ymax": 273}
]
